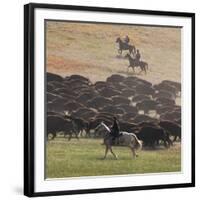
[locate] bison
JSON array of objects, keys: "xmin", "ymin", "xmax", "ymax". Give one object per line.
[
  {"xmin": 136, "ymin": 126, "xmax": 172, "ymax": 148},
  {"xmin": 47, "ymin": 115, "xmax": 77, "ymax": 140},
  {"xmin": 159, "ymin": 120, "xmax": 181, "ymax": 142}
]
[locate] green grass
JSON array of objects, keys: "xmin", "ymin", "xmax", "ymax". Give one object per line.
[{"xmin": 46, "ymin": 138, "xmax": 181, "ymax": 178}]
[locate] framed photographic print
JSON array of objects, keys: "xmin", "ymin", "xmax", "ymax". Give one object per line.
[{"xmin": 24, "ymin": 3, "xmax": 195, "ymax": 197}]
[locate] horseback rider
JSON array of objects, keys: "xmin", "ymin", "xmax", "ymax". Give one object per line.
[
  {"xmin": 124, "ymin": 35, "xmax": 130, "ymax": 44},
  {"xmin": 110, "ymin": 116, "xmax": 121, "ymax": 143},
  {"xmin": 135, "ymin": 49, "xmax": 141, "ymax": 65}
]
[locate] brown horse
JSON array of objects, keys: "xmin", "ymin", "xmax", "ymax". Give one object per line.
[
  {"xmin": 125, "ymin": 53, "xmax": 148, "ymax": 74},
  {"xmin": 116, "ymin": 37, "xmax": 136, "ymax": 56}
]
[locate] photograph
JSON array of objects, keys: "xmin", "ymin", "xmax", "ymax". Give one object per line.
[
  {"xmin": 46, "ymin": 20, "xmax": 182, "ymax": 178},
  {"xmin": 24, "ymin": 3, "xmax": 194, "ymax": 196}
]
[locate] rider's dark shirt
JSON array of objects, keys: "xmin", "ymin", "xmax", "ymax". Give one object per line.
[
  {"xmin": 136, "ymin": 53, "xmax": 141, "ymax": 61},
  {"xmin": 124, "ymin": 37, "xmax": 130, "ymax": 44},
  {"xmin": 110, "ymin": 119, "xmax": 120, "ymax": 137}
]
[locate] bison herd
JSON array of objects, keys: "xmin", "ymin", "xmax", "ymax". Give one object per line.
[{"xmin": 47, "ymin": 72, "xmax": 181, "ymax": 148}]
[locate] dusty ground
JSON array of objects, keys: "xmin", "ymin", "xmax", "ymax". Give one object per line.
[{"xmin": 46, "ymin": 21, "xmax": 181, "ymax": 84}]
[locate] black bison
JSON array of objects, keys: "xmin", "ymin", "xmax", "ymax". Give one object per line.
[
  {"xmin": 111, "ymin": 96, "xmax": 130, "ymax": 105},
  {"xmin": 154, "ymin": 82, "xmax": 177, "ymax": 97},
  {"xmin": 121, "ymin": 112, "xmax": 138, "ymax": 122},
  {"xmin": 118, "ymin": 121, "xmax": 138, "ymax": 132},
  {"xmin": 132, "ymin": 94, "xmax": 151, "ymax": 103},
  {"xmin": 136, "ymin": 126, "xmax": 172, "ymax": 148},
  {"xmin": 47, "ymin": 72, "xmax": 63, "ymax": 82},
  {"xmin": 47, "ymin": 83, "xmax": 55, "ymax": 92},
  {"xmin": 136, "ymin": 100, "xmax": 158, "ymax": 114},
  {"xmin": 100, "ymin": 105, "xmax": 125, "ymax": 115},
  {"xmin": 153, "ymin": 90, "xmax": 176, "ymax": 100},
  {"xmin": 162, "ymin": 80, "xmax": 181, "ymax": 94},
  {"xmin": 47, "ymin": 115, "xmax": 77, "ymax": 140},
  {"xmin": 64, "ymin": 115, "xmax": 88, "ymax": 136},
  {"xmin": 136, "ymin": 79, "xmax": 152, "ymax": 87},
  {"xmin": 78, "ymin": 110, "xmax": 97, "ymax": 121},
  {"xmin": 47, "ymin": 92, "xmax": 62, "ymax": 102},
  {"xmin": 155, "ymin": 105, "xmax": 175, "ymax": 115},
  {"xmin": 95, "ymin": 112, "xmax": 114, "ymax": 121},
  {"xmin": 121, "ymin": 88, "xmax": 136, "ymax": 98},
  {"xmin": 71, "ymin": 107, "xmax": 96, "ymax": 118},
  {"xmin": 64, "ymin": 102, "xmax": 84, "ymax": 113},
  {"xmin": 55, "ymin": 88, "xmax": 77, "ymax": 97},
  {"xmin": 133, "ymin": 114, "xmax": 158, "ymax": 124},
  {"xmin": 159, "ymin": 120, "xmax": 181, "ymax": 141},
  {"xmin": 117, "ymin": 104, "xmax": 138, "ymax": 113},
  {"xmin": 110, "ymin": 82, "xmax": 127, "ymax": 90},
  {"xmin": 160, "ymin": 111, "xmax": 181, "ymax": 121},
  {"xmin": 135, "ymin": 84, "xmax": 155, "ymax": 96},
  {"xmin": 49, "ymin": 81, "xmax": 66, "ymax": 89},
  {"xmin": 106, "ymin": 74, "xmax": 125, "ymax": 83},
  {"xmin": 156, "ymin": 97, "xmax": 175, "ymax": 106},
  {"xmin": 99, "ymin": 87, "xmax": 121, "ymax": 98},
  {"xmin": 94, "ymin": 81, "xmax": 107, "ymax": 91},
  {"xmin": 87, "ymin": 96, "xmax": 112, "ymax": 109},
  {"xmin": 122, "ymin": 79, "xmax": 138, "ymax": 88},
  {"xmin": 76, "ymin": 92, "xmax": 97, "ymax": 105},
  {"xmin": 68, "ymin": 74, "xmax": 90, "ymax": 84}
]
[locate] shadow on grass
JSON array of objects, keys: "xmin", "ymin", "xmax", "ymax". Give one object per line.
[
  {"xmin": 115, "ymin": 55, "xmax": 126, "ymax": 59},
  {"xmin": 142, "ymin": 146, "xmax": 169, "ymax": 151}
]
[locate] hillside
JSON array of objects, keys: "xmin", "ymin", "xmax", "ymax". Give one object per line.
[{"xmin": 46, "ymin": 21, "xmax": 181, "ymax": 84}]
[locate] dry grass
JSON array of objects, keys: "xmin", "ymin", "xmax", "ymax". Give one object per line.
[
  {"xmin": 46, "ymin": 21, "xmax": 181, "ymax": 84},
  {"xmin": 46, "ymin": 138, "xmax": 181, "ymax": 178}
]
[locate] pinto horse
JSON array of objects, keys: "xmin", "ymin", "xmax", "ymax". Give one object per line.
[{"xmin": 95, "ymin": 122, "xmax": 142, "ymax": 159}]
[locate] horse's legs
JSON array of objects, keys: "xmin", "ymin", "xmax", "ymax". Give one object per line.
[
  {"xmin": 173, "ymin": 135, "xmax": 177, "ymax": 142},
  {"xmin": 75, "ymin": 132, "xmax": 79, "ymax": 140},
  {"xmin": 133, "ymin": 46, "xmax": 136, "ymax": 55},
  {"xmin": 129, "ymin": 48, "xmax": 133, "ymax": 55},
  {"xmin": 144, "ymin": 66, "xmax": 147, "ymax": 74},
  {"xmin": 130, "ymin": 146, "xmax": 137, "ymax": 159},
  {"xmin": 132, "ymin": 66, "xmax": 135, "ymax": 73},
  {"xmin": 103, "ymin": 146, "xmax": 109, "ymax": 159},
  {"xmin": 109, "ymin": 147, "xmax": 118, "ymax": 159},
  {"xmin": 68, "ymin": 133, "xmax": 72, "ymax": 141},
  {"xmin": 163, "ymin": 139, "xmax": 169, "ymax": 148}
]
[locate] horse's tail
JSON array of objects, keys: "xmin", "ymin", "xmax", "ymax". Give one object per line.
[{"xmin": 132, "ymin": 134, "xmax": 142, "ymax": 150}]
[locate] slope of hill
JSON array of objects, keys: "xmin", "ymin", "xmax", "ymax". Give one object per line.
[{"xmin": 46, "ymin": 21, "xmax": 181, "ymax": 84}]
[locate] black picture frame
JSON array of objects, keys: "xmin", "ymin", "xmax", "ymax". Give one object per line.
[{"xmin": 24, "ymin": 3, "xmax": 195, "ymax": 197}]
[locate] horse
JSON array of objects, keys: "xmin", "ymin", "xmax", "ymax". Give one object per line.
[
  {"xmin": 95, "ymin": 122, "xmax": 142, "ymax": 159},
  {"xmin": 116, "ymin": 37, "xmax": 136, "ymax": 56},
  {"xmin": 125, "ymin": 53, "xmax": 148, "ymax": 74}
]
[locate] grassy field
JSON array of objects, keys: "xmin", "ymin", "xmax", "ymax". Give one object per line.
[
  {"xmin": 46, "ymin": 21, "xmax": 182, "ymax": 179},
  {"xmin": 46, "ymin": 138, "xmax": 181, "ymax": 178}
]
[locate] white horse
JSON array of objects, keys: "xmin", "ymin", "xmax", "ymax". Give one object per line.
[{"xmin": 95, "ymin": 122, "xmax": 142, "ymax": 159}]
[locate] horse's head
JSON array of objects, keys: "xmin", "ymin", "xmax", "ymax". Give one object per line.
[
  {"xmin": 94, "ymin": 121, "xmax": 111, "ymax": 134},
  {"xmin": 116, "ymin": 37, "xmax": 120, "ymax": 43},
  {"xmin": 124, "ymin": 53, "xmax": 130, "ymax": 59},
  {"xmin": 94, "ymin": 122, "xmax": 104, "ymax": 132}
]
